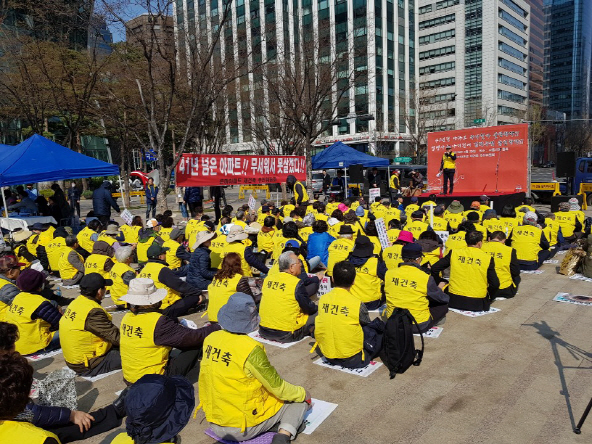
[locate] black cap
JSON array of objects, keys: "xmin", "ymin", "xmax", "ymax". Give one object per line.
[
  {"xmin": 411, "ymin": 210, "xmax": 424, "ymax": 219},
  {"xmin": 352, "ymin": 235, "xmax": 374, "ymax": 257},
  {"xmin": 80, "ymin": 273, "xmax": 113, "ymax": 292},
  {"xmin": 434, "ymin": 206, "xmax": 444, "ymax": 215},
  {"xmin": 402, "ymin": 243, "xmax": 423, "ymax": 259},
  {"xmin": 147, "ymin": 243, "xmax": 169, "ymax": 258}
]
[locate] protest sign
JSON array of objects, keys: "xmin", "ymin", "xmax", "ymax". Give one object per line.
[
  {"xmin": 248, "ymin": 194, "xmax": 257, "ymax": 211},
  {"xmin": 369, "ymin": 188, "xmax": 381, "ymax": 202},
  {"xmin": 375, "ymin": 218, "xmax": 390, "ymax": 249},
  {"xmin": 120, "ymin": 209, "xmax": 134, "ymax": 226}
]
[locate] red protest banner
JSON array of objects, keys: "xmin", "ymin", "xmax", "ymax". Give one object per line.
[
  {"xmin": 427, "ymin": 124, "xmax": 528, "ymax": 194},
  {"xmin": 176, "ymin": 154, "xmax": 307, "ymax": 187}
]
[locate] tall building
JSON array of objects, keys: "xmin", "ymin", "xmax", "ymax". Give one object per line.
[
  {"xmin": 126, "ymin": 13, "xmax": 175, "ymax": 53},
  {"xmin": 173, "ymin": 0, "xmax": 419, "ymax": 157},
  {"xmin": 89, "ymin": 15, "xmax": 114, "ymax": 56},
  {"xmin": 525, "ymin": 0, "xmax": 543, "ymax": 106},
  {"xmin": 543, "ymin": 0, "xmax": 592, "ymax": 120},
  {"xmin": 417, "ymin": 0, "xmax": 531, "ymax": 131}
]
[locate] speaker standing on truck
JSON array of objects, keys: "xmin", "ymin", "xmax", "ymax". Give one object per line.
[{"xmin": 440, "ymin": 146, "xmax": 457, "ymax": 195}]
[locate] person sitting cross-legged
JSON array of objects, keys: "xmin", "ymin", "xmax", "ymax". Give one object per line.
[
  {"xmin": 199, "ymin": 292, "xmax": 311, "ymax": 444},
  {"xmin": 508, "ymin": 211, "xmax": 551, "ymax": 270},
  {"xmin": 384, "ymin": 243, "xmax": 449, "ymax": 332},
  {"xmin": 315, "ymin": 261, "xmax": 385, "ymax": 368},
  {"xmin": 481, "ymin": 231, "xmax": 521, "ymax": 299}
]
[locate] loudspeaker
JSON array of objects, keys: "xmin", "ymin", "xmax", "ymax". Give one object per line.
[
  {"xmin": 349, "ymin": 164, "xmax": 364, "ymax": 183},
  {"xmin": 556, "ymin": 152, "xmax": 576, "ymax": 177}
]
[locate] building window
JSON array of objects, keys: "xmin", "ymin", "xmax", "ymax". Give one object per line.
[
  {"xmin": 419, "ymin": 29, "xmax": 455, "ymax": 45},
  {"xmin": 498, "ymin": 42, "xmax": 526, "ymax": 61},
  {"xmin": 418, "ymin": 13, "xmax": 455, "ymax": 30},
  {"xmin": 436, "ymin": 0, "xmax": 459, "ymax": 9},
  {"xmin": 498, "ymin": 74, "xmax": 526, "ymax": 90},
  {"xmin": 419, "ymin": 45, "xmax": 455, "ymax": 60},
  {"xmin": 498, "ymin": 105, "xmax": 519, "ymax": 116},
  {"xmin": 419, "ymin": 61, "xmax": 455, "ymax": 75},
  {"xmin": 419, "ymin": 5, "xmax": 432, "ymax": 14},
  {"xmin": 498, "ymin": 25, "xmax": 526, "ymax": 47},
  {"xmin": 498, "ymin": 57, "xmax": 526, "ymax": 76},
  {"xmin": 420, "ymin": 77, "xmax": 455, "ymax": 89},
  {"xmin": 499, "ymin": 9, "xmax": 527, "ymax": 33},
  {"xmin": 498, "ymin": 89, "xmax": 526, "ymax": 103},
  {"xmin": 500, "ymin": 0, "xmax": 527, "ymax": 18}
]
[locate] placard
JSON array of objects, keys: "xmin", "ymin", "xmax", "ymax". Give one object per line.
[
  {"xmin": 302, "ymin": 399, "xmax": 339, "ymax": 435},
  {"xmin": 435, "ymin": 230, "xmax": 449, "ymax": 245},
  {"xmin": 120, "ymin": 209, "xmax": 134, "ymax": 226},
  {"xmin": 248, "ymin": 194, "xmax": 257, "ymax": 211},
  {"xmin": 369, "ymin": 187, "xmax": 381, "ymax": 202},
  {"xmin": 315, "ymin": 276, "xmax": 332, "ymax": 296},
  {"xmin": 375, "ymin": 217, "xmax": 390, "ymax": 250}
]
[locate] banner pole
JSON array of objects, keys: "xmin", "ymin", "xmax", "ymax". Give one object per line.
[
  {"xmin": 118, "ymin": 175, "xmax": 127, "ymax": 210},
  {"xmin": 430, "ymin": 204, "xmax": 434, "ymax": 227}
]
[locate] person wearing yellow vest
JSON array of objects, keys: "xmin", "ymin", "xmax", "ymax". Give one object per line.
[
  {"xmin": 222, "ymin": 225, "xmax": 269, "ymax": 277},
  {"xmin": 444, "ymin": 222, "xmax": 472, "ymax": 253},
  {"xmin": 439, "ymin": 146, "xmax": 457, "ymax": 194},
  {"xmin": 97, "ymin": 224, "xmax": 123, "ymax": 250},
  {"xmin": 157, "ymin": 216, "xmax": 174, "ymax": 241},
  {"xmin": 163, "ymin": 227, "xmax": 191, "ymax": 273},
  {"xmin": 33, "ymin": 223, "xmax": 55, "ymax": 271},
  {"xmin": 257, "ymin": 216, "xmax": 277, "ymax": 261},
  {"xmin": 431, "ymin": 231, "xmax": 499, "ymax": 312},
  {"xmin": 479, "ymin": 195, "xmax": 491, "ymax": 213},
  {"xmin": 508, "ymin": 211, "xmax": 551, "ymax": 270},
  {"xmin": 259, "ymin": 251, "xmax": 319, "ymax": 343},
  {"xmin": 386, "ymin": 219, "xmax": 402, "ymax": 244},
  {"xmin": 568, "ymin": 197, "xmax": 586, "ymax": 226},
  {"xmin": 385, "ymin": 243, "xmax": 449, "ymax": 332},
  {"xmin": 110, "ymin": 374, "xmax": 194, "ymax": 444},
  {"xmin": 200, "ymin": 292, "xmax": 310, "ymax": 444},
  {"xmin": 555, "ymin": 201, "xmax": 583, "ymax": 242},
  {"xmin": 7, "ymin": 269, "xmax": 61, "ymax": 355},
  {"xmin": 430, "ymin": 205, "xmax": 451, "ymax": 232},
  {"xmin": 286, "ymin": 174, "xmax": 309, "ymax": 207},
  {"xmin": 110, "ymin": 246, "xmax": 137, "ymax": 309},
  {"xmin": 0, "ymin": 256, "xmax": 23, "ymax": 322},
  {"xmin": 482, "ymin": 209, "xmax": 505, "ymax": 236},
  {"xmin": 389, "ymin": 169, "xmax": 401, "ymax": 200},
  {"xmin": 543, "ymin": 212, "xmax": 563, "ymax": 252},
  {"xmin": 27, "ymin": 222, "xmax": 44, "ymax": 257},
  {"xmin": 207, "ymin": 253, "xmax": 256, "ymax": 323},
  {"xmin": 58, "ymin": 235, "xmax": 85, "ymax": 286},
  {"xmin": 515, "ymin": 197, "xmax": 536, "ymax": 215},
  {"xmin": 416, "ymin": 231, "xmax": 443, "ymax": 267},
  {"xmin": 119, "ymin": 215, "xmax": 143, "ymax": 245},
  {"xmin": 444, "ymin": 200, "xmax": 465, "ymax": 231},
  {"xmin": 136, "ymin": 219, "xmax": 163, "ymax": 264},
  {"xmin": 482, "ymin": 231, "xmax": 521, "ymax": 299},
  {"xmin": 499, "ymin": 204, "xmax": 520, "ymax": 236},
  {"xmin": 59, "ymin": 273, "xmax": 122, "ymax": 376},
  {"xmin": 76, "ymin": 219, "xmax": 102, "ymax": 258},
  {"xmin": 327, "ymin": 224, "xmax": 355, "ymax": 276},
  {"xmin": 45, "ymin": 228, "xmax": 69, "ymax": 276},
  {"xmin": 405, "ymin": 210, "xmax": 431, "ymax": 238},
  {"xmin": 463, "ymin": 202, "xmax": 482, "ymax": 221},
  {"xmin": 383, "ymin": 230, "xmax": 414, "ymax": 270},
  {"xmin": 84, "ymin": 241, "xmax": 115, "ymax": 279},
  {"xmin": 13, "ymin": 229, "xmax": 36, "ymax": 269},
  {"xmin": 404, "ymin": 196, "xmax": 421, "ymax": 220},
  {"xmin": 119, "ymin": 278, "xmax": 219, "ymax": 384},
  {"xmin": 316, "ymin": 261, "xmax": 385, "ymax": 368},
  {"xmin": 465, "ymin": 211, "xmax": 488, "ymax": 238},
  {"xmin": 346, "ymin": 235, "xmax": 387, "ymax": 310}
]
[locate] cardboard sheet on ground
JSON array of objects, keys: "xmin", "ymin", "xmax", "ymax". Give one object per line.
[
  {"xmin": 543, "ymin": 259, "xmax": 559, "ymax": 264},
  {"xmin": 302, "ymin": 398, "xmax": 339, "ymax": 435},
  {"xmin": 26, "ymin": 349, "xmax": 63, "ymax": 362},
  {"xmin": 63, "ymin": 367, "xmax": 122, "ymax": 382},
  {"xmin": 313, "ymin": 358, "xmax": 383, "ymax": 377},
  {"xmin": 520, "ymin": 270, "xmax": 544, "ymax": 274},
  {"xmin": 205, "ymin": 428, "xmax": 275, "ymax": 444},
  {"xmin": 59, "ymin": 284, "xmax": 80, "ymax": 290},
  {"xmin": 569, "ymin": 273, "xmax": 592, "ymax": 283},
  {"xmin": 414, "ymin": 326, "xmax": 443, "ymax": 338},
  {"xmin": 248, "ymin": 331, "xmax": 306, "ymax": 348},
  {"xmin": 553, "ymin": 292, "xmax": 592, "ymax": 307},
  {"xmin": 449, "ymin": 307, "xmax": 501, "ymax": 317}
]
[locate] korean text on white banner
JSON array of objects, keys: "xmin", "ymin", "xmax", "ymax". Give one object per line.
[{"xmin": 375, "ymin": 218, "xmax": 390, "ymax": 249}]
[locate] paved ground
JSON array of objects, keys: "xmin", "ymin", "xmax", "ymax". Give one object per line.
[{"xmin": 37, "ymin": 188, "xmax": 592, "ymax": 443}]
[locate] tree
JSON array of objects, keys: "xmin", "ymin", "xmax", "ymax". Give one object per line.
[{"xmin": 564, "ymin": 121, "xmax": 592, "ymax": 157}]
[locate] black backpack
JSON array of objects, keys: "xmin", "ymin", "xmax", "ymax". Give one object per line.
[{"xmin": 383, "ymin": 308, "xmax": 425, "ymax": 379}]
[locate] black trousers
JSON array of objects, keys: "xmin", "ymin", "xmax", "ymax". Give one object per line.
[
  {"xmin": 188, "ymin": 201, "xmax": 202, "ymax": 217},
  {"xmin": 49, "ymin": 405, "xmax": 122, "ymax": 443},
  {"xmin": 443, "ymin": 169, "xmax": 455, "ymax": 194},
  {"xmin": 166, "ymin": 348, "xmax": 202, "ymax": 377},
  {"xmin": 98, "ymin": 215, "xmax": 110, "ymax": 228}
]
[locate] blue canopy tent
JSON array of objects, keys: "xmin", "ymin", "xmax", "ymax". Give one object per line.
[
  {"xmin": 0, "ymin": 134, "xmax": 120, "ymax": 214},
  {"xmin": 311, "ymin": 141, "xmax": 390, "ymax": 170}
]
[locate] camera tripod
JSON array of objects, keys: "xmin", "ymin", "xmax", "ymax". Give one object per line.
[{"xmin": 574, "ymin": 397, "xmax": 592, "ymax": 434}]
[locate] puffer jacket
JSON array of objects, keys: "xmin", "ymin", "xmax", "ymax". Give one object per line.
[
  {"xmin": 184, "ymin": 187, "xmax": 202, "ymax": 204},
  {"xmin": 186, "ymin": 246, "xmax": 217, "ymax": 291},
  {"xmin": 92, "ymin": 181, "xmax": 120, "ymax": 217},
  {"xmin": 307, "ymin": 232, "xmax": 335, "ymax": 265}
]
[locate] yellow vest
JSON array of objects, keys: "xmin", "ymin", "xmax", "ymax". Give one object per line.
[
  {"xmin": 442, "ymin": 152, "xmax": 456, "ymax": 169},
  {"xmin": 259, "ymin": 272, "xmax": 305, "ymax": 332},
  {"xmin": 46, "ymin": 237, "xmax": 67, "ymax": 272},
  {"xmin": 385, "ymin": 207, "xmax": 402, "ymax": 224},
  {"xmin": 76, "ymin": 227, "xmax": 95, "ymax": 253},
  {"xmin": 85, "ymin": 254, "xmax": 110, "ymax": 279},
  {"xmin": 386, "ymin": 229, "xmax": 401, "ymax": 244},
  {"xmin": 294, "ymin": 181, "xmax": 309, "ymax": 203},
  {"xmin": 326, "ymin": 237, "xmax": 354, "ymax": 276},
  {"xmin": 328, "ymin": 221, "xmax": 343, "ymax": 239},
  {"xmin": 315, "ymin": 287, "xmax": 363, "ymax": 359},
  {"xmin": 121, "ymin": 311, "xmax": 170, "ymax": 383},
  {"xmin": 516, "ymin": 204, "xmax": 536, "ymax": 214},
  {"xmin": 444, "ymin": 212, "xmax": 464, "ymax": 230},
  {"xmin": 159, "ymin": 227, "xmax": 174, "ymax": 241},
  {"xmin": 390, "ymin": 174, "xmax": 400, "ymax": 189},
  {"xmin": 299, "ymin": 226, "xmax": 313, "ymax": 243},
  {"xmin": 421, "ymin": 246, "xmax": 441, "ymax": 267},
  {"xmin": 405, "ymin": 204, "xmax": 420, "ymax": 218},
  {"xmin": 554, "ymin": 211, "xmax": 577, "ymax": 237},
  {"xmin": 282, "ymin": 204, "xmax": 295, "ymax": 219},
  {"xmin": 372, "ymin": 205, "xmax": 387, "ymax": 220},
  {"xmin": 210, "ymin": 234, "xmax": 228, "ymax": 268},
  {"xmin": 406, "ymin": 220, "xmax": 429, "ymax": 238},
  {"xmin": 350, "ymin": 257, "xmax": 381, "ymax": 303},
  {"xmin": 431, "ymin": 217, "xmax": 448, "ymax": 232},
  {"xmin": 511, "ymin": 225, "xmax": 543, "ymax": 262},
  {"xmin": 0, "ymin": 420, "xmax": 61, "ymax": 444},
  {"xmin": 271, "ymin": 234, "xmax": 290, "ymax": 261},
  {"xmin": 207, "ymin": 274, "xmax": 242, "ymax": 322},
  {"xmin": 499, "ymin": 217, "xmax": 519, "ymax": 236},
  {"xmin": 163, "ymin": 239, "xmax": 182, "ymax": 269},
  {"xmin": 385, "ymin": 264, "xmax": 431, "ymax": 323},
  {"xmin": 188, "ymin": 223, "xmax": 208, "ymax": 252},
  {"xmin": 37, "ymin": 226, "xmax": 56, "ymax": 247},
  {"xmin": 544, "ymin": 218, "xmax": 560, "ymax": 247},
  {"xmin": 199, "ymin": 330, "xmax": 285, "ymax": 429},
  {"xmin": 59, "ymin": 295, "xmax": 112, "ymax": 367},
  {"xmin": 0, "ymin": 278, "xmax": 16, "ymax": 322},
  {"xmin": 26, "ymin": 234, "xmax": 40, "ymax": 256},
  {"xmin": 6, "ymin": 292, "xmax": 55, "ymax": 355},
  {"xmin": 445, "ymin": 232, "xmax": 467, "ymax": 253},
  {"xmin": 97, "ymin": 233, "xmax": 117, "ymax": 246},
  {"xmin": 222, "ymin": 242, "xmax": 252, "ymax": 277},
  {"xmin": 369, "ymin": 236, "xmax": 382, "ymax": 255},
  {"xmin": 483, "ymin": 219, "xmax": 506, "ymax": 234},
  {"xmin": 109, "ymin": 262, "xmax": 136, "ymax": 307},
  {"xmin": 137, "ymin": 237, "xmax": 156, "ymax": 263},
  {"xmin": 474, "ymin": 223, "xmax": 487, "ymax": 238},
  {"xmin": 16, "ymin": 245, "xmax": 32, "ymax": 268},
  {"xmin": 120, "ymin": 225, "xmax": 141, "ymax": 244},
  {"xmin": 58, "ymin": 248, "xmax": 84, "ymax": 281},
  {"xmin": 482, "ymin": 241, "xmax": 514, "ymax": 290},
  {"xmin": 449, "ymin": 247, "xmax": 491, "ymax": 298},
  {"xmin": 138, "ymin": 262, "xmax": 181, "ymax": 309},
  {"xmin": 326, "ymin": 202, "xmax": 338, "ymax": 216},
  {"xmin": 383, "ymin": 244, "xmax": 403, "ymax": 270},
  {"xmin": 257, "ymin": 229, "xmax": 276, "ymax": 253}
]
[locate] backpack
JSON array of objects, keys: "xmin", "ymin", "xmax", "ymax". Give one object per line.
[{"xmin": 383, "ymin": 308, "xmax": 425, "ymax": 379}]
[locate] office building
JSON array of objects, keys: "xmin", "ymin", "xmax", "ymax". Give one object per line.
[
  {"xmin": 417, "ymin": 0, "xmax": 531, "ymax": 130},
  {"xmin": 525, "ymin": 0, "xmax": 543, "ymax": 106},
  {"xmin": 126, "ymin": 13, "xmax": 175, "ymax": 55},
  {"xmin": 173, "ymin": 0, "xmax": 419, "ymax": 157}
]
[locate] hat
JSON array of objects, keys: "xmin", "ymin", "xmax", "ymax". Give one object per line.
[
  {"xmin": 411, "ymin": 210, "xmax": 424, "ymax": 219},
  {"xmin": 120, "ymin": 278, "xmax": 168, "ymax": 305},
  {"xmin": 410, "ymin": 196, "xmax": 418, "ymax": 203},
  {"xmin": 16, "ymin": 269, "xmax": 45, "ymax": 292},
  {"xmin": 104, "ymin": 224, "xmax": 120, "ymax": 235},
  {"xmin": 470, "ymin": 201, "xmax": 480, "ymax": 210},
  {"xmin": 568, "ymin": 197, "xmax": 580, "ymax": 211},
  {"xmin": 480, "ymin": 195, "xmax": 489, "ymax": 202},
  {"xmin": 397, "ymin": 231, "xmax": 414, "ymax": 243},
  {"xmin": 351, "ymin": 235, "xmax": 374, "ymax": 258},
  {"xmin": 169, "ymin": 227, "xmax": 185, "ymax": 240},
  {"xmin": 433, "ymin": 206, "xmax": 444, "ymax": 216},
  {"xmin": 226, "ymin": 225, "xmax": 248, "ymax": 243},
  {"xmin": 523, "ymin": 211, "xmax": 538, "ymax": 224},
  {"xmin": 147, "ymin": 243, "xmax": 169, "ymax": 258},
  {"xmin": 192, "ymin": 231, "xmax": 216, "ymax": 249},
  {"xmin": 245, "ymin": 222, "xmax": 262, "ymax": 234},
  {"xmin": 0, "ymin": 255, "xmax": 24, "ymax": 272},
  {"xmin": 12, "ymin": 230, "xmax": 32, "ymax": 243},
  {"xmin": 483, "ymin": 209, "xmax": 497, "ymax": 219},
  {"xmin": 402, "ymin": 243, "xmax": 423, "ymax": 259},
  {"xmin": 125, "ymin": 374, "xmax": 194, "ymax": 444},
  {"xmin": 80, "ymin": 273, "xmax": 113, "ymax": 293},
  {"xmin": 218, "ymin": 292, "xmax": 260, "ymax": 334},
  {"xmin": 355, "ymin": 206, "xmax": 365, "ymax": 217},
  {"xmin": 466, "ymin": 211, "xmax": 480, "ymax": 221},
  {"xmin": 337, "ymin": 203, "xmax": 348, "ymax": 213},
  {"xmin": 338, "ymin": 225, "xmax": 354, "ymax": 235},
  {"xmin": 146, "ymin": 219, "xmax": 160, "ymax": 228},
  {"xmin": 31, "ymin": 223, "xmax": 45, "ymax": 231},
  {"xmin": 559, "ymin": 202, "xmax": 570, "ymax": 211},
  {"xmin": 447, "ymin": 200, "xmax": 464, "ymax": 214},
  {"xmin": 285, "ymin": 239, "xmax": 300, "ymax": 249},
  {"xmin": 262, "ymin": 205, "xmax": 270, "ymax": 213}
]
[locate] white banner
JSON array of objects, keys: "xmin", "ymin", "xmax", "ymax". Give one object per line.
[
  {"xmin": 375, "ymin": 218, "xmax": 390, "ymax": 250},
  {"xmin": 435, "ymin": 230, "xmax": 449, "ymax": 245},
  {"xmin": 248, "ymin": 194, "xmax": 256, "ymax": 211},
  {"xmin": 120, "ymin": 209, "xmax": 134, "ymax": 226},
  {"xmin": 369, "ymin": 187, "xmax": 381, "ymax": 203}
]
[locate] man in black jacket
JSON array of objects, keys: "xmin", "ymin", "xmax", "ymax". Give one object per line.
[{"xmin": 92, "ymin": 181, "xmax": 120, "ymax": 227}]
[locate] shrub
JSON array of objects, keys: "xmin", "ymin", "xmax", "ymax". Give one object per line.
[{"xmin": 82, "ymin": 190, "xmax": 93, "ymax": 199}]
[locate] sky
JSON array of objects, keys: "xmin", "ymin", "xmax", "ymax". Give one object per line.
[{"xmin": 110, "ymin": 4, "xmax": 147, "ymax": 42}]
